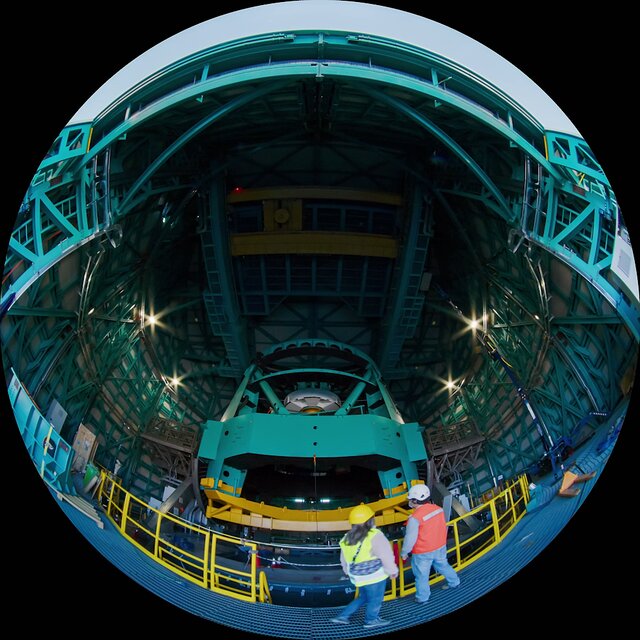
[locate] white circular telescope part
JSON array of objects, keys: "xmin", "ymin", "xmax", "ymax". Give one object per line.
[{"xmin": 284, "ymin": 388, "xmax": 342, "ymax": 412}]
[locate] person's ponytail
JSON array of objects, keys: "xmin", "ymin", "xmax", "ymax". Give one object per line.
[{"xmin": 345, "ymin": 518, "xmax": 374, "ymax": 545}]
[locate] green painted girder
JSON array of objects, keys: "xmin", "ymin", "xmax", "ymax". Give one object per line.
[
  {"xmin": 45, "ymin": 340, "xmax": 80, "ymax": 409},
  {"xmin": 486, "ymin": 352, "xmax": 555, "ymax": 449},
  {"xmin": 21, "ymin": 320, "xmax": 71, "ymax": 374},
  {"xmin": 74, "ymin": 324, "xmax": 144, "ymax": 414},
  {"xmin": 485, "ymin": 430, "xmax": 540, "ymax": 465},
  {"xmin": 437, "ymin": 186, "xmax": 515, "ymax": 223},
  {"xmin": 253, "ymin": 302, "xmax": 376, "ymax": 356},
  {"xmin": 339, "ymin": 32, "xmax": 543, "ymax": 130},
  {"xmin": 8, "ymin": 50, "xmax": 635, "ymax": 357},
  {"xmin": 201, "ymin": 412, "xmax": 424, "ymax": 496},
  {"xmin": 362, "ymin": 86, "xmax": 514, "ymax": 223},
  {"xmin": 551, "ymin": 314, "xmax": 620, "ymax": 324},
  {"xmin": 253, "ymin": 367, "xmax": 373, "ymax": 388},
  {"xmin": 520, "ymin": 175, "xmax": 638, "ymax": 339},
  {"xmin": 551, "ymin": 324, "xmax": 623, "ymax": 412},
  {"xmin": 85, "ymin": 38, "xmax": 555, "ymax": 178},
  {"xmin": 233, "ymin": 254, "xmax": 390, "ymax": 317},
  {"xmin": 545, "ymin": 131, "xmax": 610, "ymax": 187},
  {"xmin": 90, "ymin": 57, "xmax": 546, "ymax": 188},
  {"xmin": 462, "ymin": 363, "xmax": 529, "ymax": 435},
  {"xmin": 153, "ymin": 349, "xmax": 236, "ymax": 422},
  {"xmin": 531, "ymin": 386, "xmax": 589, "ymax": 429},
  {"xmin": 4, "ymin": 81, "xmax": 290, "ymax": 310},
  {"xmin": 486, "ymin": 288, "xmax": 548, "ymax": 388},
  {"xmin": 484, "ymin": 253, "xmax": 630, "ymax": 435},
  {"xmin": 34, "ymin": 123, "xmax": 93, "ymax": 174},
  {"xmin": 115, "ymin": 80, "xmax": 290, "ymax": 216},
  {"xmin": 6, "ymin": 306, "xmax": 77, "ymax": 318},
  {"xmin": 3, "ymin": 176, "xmax": 105, "ymax": 312}
]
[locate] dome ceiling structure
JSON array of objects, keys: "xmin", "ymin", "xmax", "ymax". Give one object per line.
[{"xmin": 4, "ymin": 2, "xmax": 635, "ymax": 636}]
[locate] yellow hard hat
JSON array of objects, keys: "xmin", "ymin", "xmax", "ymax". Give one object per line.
[{"xmin": 349, "ymin": 504, "xmax": 375, "ymax": 525}]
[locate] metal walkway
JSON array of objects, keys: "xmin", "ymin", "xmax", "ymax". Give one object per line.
[{"xmin": 43, "ymin": 421, "xmax": 618, "ymax": 640}]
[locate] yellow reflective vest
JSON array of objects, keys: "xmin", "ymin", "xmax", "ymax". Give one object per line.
[{"xmin": 339, "ymin": 528, "xmax": 388, "ymax": 586}]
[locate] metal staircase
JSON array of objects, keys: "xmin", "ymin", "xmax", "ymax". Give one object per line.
[
  {"xmin": 380, "ymin": 186, "xmax": 431, "ymax": 378},
  {"xmin": 199, "ymin": 182, "xmax": 249, "ymax": 378}
]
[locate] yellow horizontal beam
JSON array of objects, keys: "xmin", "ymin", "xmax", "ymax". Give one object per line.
[
  {"xmin": 227, "ymin": 186, "xmax": 402, "ymax": 206},
  {"xmin": 205, "ymin": 488, "xmax": 407, "ymax": 520},
  {"xmin": 205, "ymin": 510, "xmax": 409, "ymax": 532},
  {"xmin": 204, "ymin": 489, "xmax": 410, "ymax": 531},
  {"xmin": 383, "ymin": 482, "xmax": 408, "ymax": 497},
  {"xmin": 230, "ymin": 232, "xmax": 398, "ymax": 258}
]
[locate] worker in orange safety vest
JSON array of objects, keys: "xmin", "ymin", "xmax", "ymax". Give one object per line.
[{"xmin": 400, "ymin": 484, "xmax": 460, "ymax": 603}]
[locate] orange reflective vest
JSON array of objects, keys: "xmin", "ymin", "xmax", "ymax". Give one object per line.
[{"xmin": 410, "ymin": 503, "xmax": 447, "ymax": 554}]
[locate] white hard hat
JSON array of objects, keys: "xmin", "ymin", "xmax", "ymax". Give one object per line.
[{"xmin": 408, "ymin": 484, "xmax": 430, "ymax": 501}]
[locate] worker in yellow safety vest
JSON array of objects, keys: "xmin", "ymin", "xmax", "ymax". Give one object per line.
[
  {"xmin": 330, "ymin": 504, "xmax": 398, "ymax": 629},
  {"xmin": 401, "ymin": 483, "xmax": 460, "ymax": 603}
]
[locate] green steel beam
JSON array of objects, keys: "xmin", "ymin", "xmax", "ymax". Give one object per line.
[
  {"xmin": 6, "ymin": 53, "xmax": 635, "ymax": 354},
  {"xmin": 6, "ymin": 307, "xmax": 76, "ymax": 318},
  {"xmin": 361, "ymin": 86, "xmax": 514, "ymax": 222},
  {"xmin": 520, "ymin": 175, "xmax": 638, "ymax": 339},
  {"xmin": 116, "ymin": 81, "xmax": 291, "ymax": 215},
  {"xmin": 85, "ymin": 46, "xmax": 558, "ymax": 179},
  {"xmin": 36, "ymin": 123, "xmax": 93, "ymax": 172},
  {"xmin": 545, "ymin": 131, "xmax": 610, "ymax": 187}
]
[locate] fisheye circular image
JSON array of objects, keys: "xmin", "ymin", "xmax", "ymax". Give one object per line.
[{"xmin": 3, "ymin": 2, "xmax": 635, "ymax": 637}]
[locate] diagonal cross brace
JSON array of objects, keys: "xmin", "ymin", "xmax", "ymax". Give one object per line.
[
  {"xmin": 361, "ymin": 85, "xmax": 514, "ymax": 223},
  {"xmin": 117, "ymin": 80, "xmax": 291, "ymax": 215}
]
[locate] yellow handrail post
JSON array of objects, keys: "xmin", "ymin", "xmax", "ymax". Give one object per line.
[
  {"xmin": 210, "ymin": 534, "xmax": 218, "ymax": 589},
  {"xmin": 121, "ymin": 492, "xmax": 131, "ymax": 534},
  {"xmin": 522, "ymin": 475, "xmax": 530, "ymax": 502},
  {"xmin": 154, "ymin": 511, "xmax": 162, "ymax": 559},
  {"xmin": 108, "ymin": 475, "xmax": 116, "ymax": 518},
  {"xmin": 259, "ymin": 570, "xmax": 272, "ymax": 604},
  {"xmin": 452, "ymin": 520, "xmax": 461, "ymax": 568},
  {"xmin": 250, "ymin": 544, "xmax": 257, "ymax": 602},
  {"xmin": 489, "ymin": 498, "xmax": 500, "ymax": 543},
  {"xmin": 203, "ymin": 529, "xmax": 211, "ymax": 589}
]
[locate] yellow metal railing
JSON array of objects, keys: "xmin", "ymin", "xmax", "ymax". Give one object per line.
[
  {"xmin": 384, "ymin": 474, "xmax": 530, "ymax": 601},
  {"xmin": 97, "ymin": 470, "xmax": 529, "ymax": 605},
  {"xmin": 259, "ymin": 569, "xmax": 272, "ymax": 604},
  {"xmin": 98, "ymin": 472, "xmax": 268, "ymax": 603}
]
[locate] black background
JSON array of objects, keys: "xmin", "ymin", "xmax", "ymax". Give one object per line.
[{"xmin": 4, "ymin": 2, "xmax": 634, "ymax": 637}]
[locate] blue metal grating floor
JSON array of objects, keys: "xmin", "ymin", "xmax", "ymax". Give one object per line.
[{"xmin": 47, "ymin": 424, "xmax": 620, "ymax": 639}]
